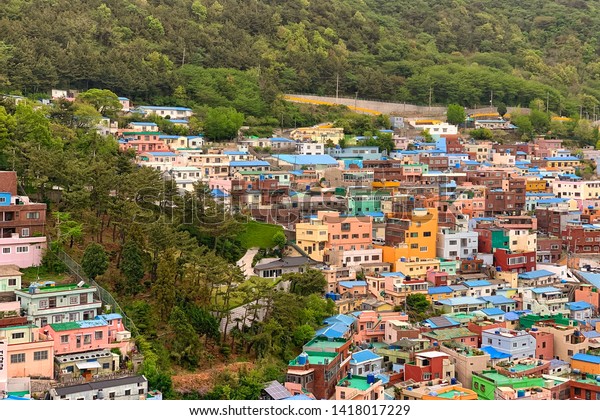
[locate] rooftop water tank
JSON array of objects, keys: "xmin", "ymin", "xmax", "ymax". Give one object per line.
[
  {"xmin": 517, "ymin": 389, "xmax": 526, "ymax": 398},
  {"xmin": 573, "ymin": 368, "xmax": 581, "ymax": 374},
  {"xmin": 348, "ymin": 372, "xmax": 353, "ymax": 379},
  {"xmin": 429, "ymin": 391, "xmax": 438, "ymax": 397},
  {"xmin": 366, "ymin": 373, "xmax": 376, "ymax": 385},
  {"xmin": 298, "ymin": 352, "xmax": 308, "ymax": 365},
  {"xmin": 596, "ymin": 376, "xmax": 600, "ymax": 382},
  {"xmin": 531, "ymin": 327, "xmax": 538, "ymax": 331},
  {"xmin": 451, "ymin": 377, "xmax": 458, "ymax": 385},
  {"xmin": 407, "ymin": 387, "xmax": 413, "ymax": 391}
]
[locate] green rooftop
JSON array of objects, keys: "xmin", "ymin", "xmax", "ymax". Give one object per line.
[
  {"xmin": 518, "ymin": 314, "xmax": 572, "ymax": 329},
  {"xmin": 437, "ymin": 390, "xmax": 471, "ymax": 399},
  {"xmin": 422, "ymin": 326, "xmax": 477, "ymax": 341},
  {"xmin": 289, "ymin": 351, "xmax": 337, "ymax": 367},
  {"xmin": 20, "ymin": 283, "xmax": 91, "ymax": 294},
  {"xmin": 48, "ymin": 322, "xmax": 81, "ymax": 332},
  {"xmin": 478, "ymin": 370, "xmax": 545, "ymax": 387},
  {"xmin": 303, "ymin": 336, "xmax": 348, "ymax": 352},
  {"xmin": 337, "ymin": 375, "xmax": 375, "ymax": 391}
]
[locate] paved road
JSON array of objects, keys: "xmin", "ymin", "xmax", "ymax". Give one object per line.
[
  {"xmin": 284, "ymin": 94, "xmax": 530, "ymax": 117},
  {"xmin": 237, "ymin": 247, "xmax": 259, "ymax": 278}
]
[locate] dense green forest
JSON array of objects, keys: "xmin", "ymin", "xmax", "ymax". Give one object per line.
[{"xmin": 3, "ymin": 0, "xmax": 600, "ymax": 116}]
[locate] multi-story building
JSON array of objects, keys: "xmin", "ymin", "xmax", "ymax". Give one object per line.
[
  {"xmin": 0, "ymin": 172, "xmax": 48, "ymax": 268},
  {"xmin": 537, "ymin": 325, "xmax": 589, "ymax": 362},
  {"xmin": 47, "ymin": 375, "xmax": 150, "ymax": 400},
  {"xmin": 493, "ymin": 248, "xmax": 536, "ymax": 273},
  {"xmin": 136, "ymin": 105, "xmax": 193, "ymax": 120},
  {"xmin": 436, "ymin": 228, "xmax": 478, "ymax": 260},
  {"xmin": 522, "ymin": 287, "xmax": 569, "ymax": 315},
  {"xmin": 348, "ymin": 350, "xmax": 384, "ymax": 376},
  {"xmin": 0, "ymin": 265, "xmax": 22, "ymax": 293},
  {"xmin": 335, "ymin": 373, "xmax": 384, "ymax": 400},
  {"xmin": 15, "ymin": 282, "xmax": 102, "ymax": 327},
  {"xmin": 536, "ymin": 236, "xmax": 562, "ymax": 264},
  {"xmin": 481, "ymin": 328, "xmax": 536, "ymax": 361},
  {"xmin": 404, "ymin": 351, "xmax": 455, "ymax": 383},
  {"xmin": 439, "ymin": 344, "xmax": 490, "ymax": 388}
]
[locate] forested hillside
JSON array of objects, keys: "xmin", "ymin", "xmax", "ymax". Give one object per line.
[{"xmin": 2, "ymin": 0, "xmax": 600, "ymax": 115}]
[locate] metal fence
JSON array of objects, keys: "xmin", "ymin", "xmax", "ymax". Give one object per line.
[{"xmin": 56, "ymin": 250, "xmax": 139, "ymax": 337}]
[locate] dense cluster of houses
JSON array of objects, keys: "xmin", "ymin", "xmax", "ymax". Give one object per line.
[
  {"xmin": 0, "ymin": 170, "xmax": 155, "ymax": 400},
  {"xmin": 5, "ymin": 89, "xmax": 600, "ymax": 401}
]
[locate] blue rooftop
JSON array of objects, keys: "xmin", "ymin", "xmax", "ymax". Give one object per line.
[
  {"xmin": 350, "ymin": 349, "xmax": 382, "ymax": 364},
  {"xmin": 137, "ymin": 105, "xmax": 192, "ymax": 111},
  {"xmin": 229, "ymin": 160, "xmax": 270, "ymax": 167},
  {"xmin": 338, "ymin": 281, "xmax": 368, "ymax": 289},
  {"xmin": 96, "ymin": 313, "xmax": 123, "ymax": 321},
  {"xmin": 504, "ymin": 310, "xmax": 532, "ymax": 321},
  {"xmin": 423, "ymin": 316, "xmax": 460, "ymax": 329},
  {"xmin": 131, "ymin": 121, "xmax": 157, "ymax": 126},
  {"xmin": 315, "ymin": 322, "xmax": 349, "ymax": 339},
  {"xmin": 479, "ymin": 296, "xmax": 515, "ymax": 305},
  {"xmin": 544, "ymin": 156, "xmax": 580, "ymax": 161},
  {"xmin": 145, "ymin": 152, "xmax": 176, "ymax": 156},
  {"xmin": 438, "ymin": 297, "xmax": 485, "ymax": 306},
  {"xmin": 566, "ymin": 301, "xmax": 592, "ymax": 311},
  {"xmin": 571, "ymin": 353, "xmax": 600, "ymax": 364},
  {"xmin": 378, "ymin": 272, "xmax": 406, "ymax": 278},
  {"xmin": 481, "ymin": 346, "xmax": 510, "ymax": 360},
  {"xmin": 273, "ymin": 154, "xmax": 339, "ymax": 166},
  {"xmin": 168, "ymin": 119, "xmax": 189, "ymax": 124},
  {"xmin": 159, "ymin": 135, "xmax": 181, "ymax": 139},
  {"xmin": 463, "ymin": 280, "xmax": 491, "ymax": 288},
  {"xmin": 518, "ymin": 270, "xmax": 555, "ymax": 279},
  {"xmin": 531, "ymin": 286, "xmax": 561, "ymax": 294},
  {"xmin": 577, "ymin": 271, "xmax": 600, "ymax": 288},
  {"xmin": 324, "ymin": 314, "xmax": 356, "ymax": 327},
  {"xmin": 284, "ymin": 394, "xmax": 313, "ymax": 400},
  {"xmin": 479, "ymin": 308, "xmax": 505, "ymax": 316},
  {"xmin": 462, "ymin": 160, "xmax": 481, "ymax": 165},
  {"xmin": 211, "ymin": 189, "xmax": 229, "ymax": 198},
  {"xmin": 428, "ymin": 286, "xmax": 453, "ymax": 295},
  {"xmin": 223, "ymin": 151, "xmax": 248, "ymax": 155},
  {"xmin": 270, "ymin": 137, "xmax": 295, "ymax": 143}
]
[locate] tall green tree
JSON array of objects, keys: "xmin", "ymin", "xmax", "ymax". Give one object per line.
[
  {"xmin": 446, "ymin": 104, "xmax": 466, "ymax": 125},
  {"xmin": 153, "ymin": 251, "xmax": 178, "ymax": 322},
  {"xmin": 203, "ymin": 107, "xmax": 244, "ymax": 140},
  {"xmin": 81, "ymin": 242, "xmax": 109, "ymax": 280},
  {"xmin": 120, "ymin": 240, "xmax": 145, "ymax": 294}
]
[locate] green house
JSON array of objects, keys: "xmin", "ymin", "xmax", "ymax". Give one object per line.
[{"xmin": 471, "ymin": 370, "xmax": 545, "ymax": 400}]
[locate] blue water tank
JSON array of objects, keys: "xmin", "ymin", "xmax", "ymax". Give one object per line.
[
  {"xmin": 573, "ymin": 369, "xmax": 581, "ymax": 374},
  {"xmin": 595, "ymin": 376, "xmax": 600, "ymax": 382},
  {"xmin": 574, "ymin": 330, "xmax": 581, "ymax": 337},
  {"xmin": 433, "ymin": 341, "xmax": 439, "ymax": 347},
  {"xmin": 305, "ymin": 185, "xmax": 310, "ymax": 191},
  {"xmin": 451, "ymin": 377, "xmax": 458, "ymax": 385},
  {"xmin": 348, "ymin": 372, "xmax": 353, "ymax": 379},
  {"xmin": 589, "ymin": 205, "xmax": 594, "ymax": 210},
  {"xmin": 517, "ymin": 389, "xmax": 526, "ymax": 398},
  {"xmin": 298, "ymin": 352, "xmax": 308, "ymax": 365},
  {"xmin": 510, "ymin": 368, "xmax": 516, "ymax": 373},
  {"xmin": 400, "ymin": 257, "xmax": 407, "ymax": 262},
  {"xmin": 561, "ymin": 279, "xmax": 567, "ymax": 284},
  {"xmin": 531, "ymin": 327, "xmax": 538, "ymax": 332},
  {"xmin": 496, "ymin": 266, "xmax": 502, "ymax": 272},
  {"xmin": 455, "ymin": 163, "xmax": 460, "ymax": 168},
  {"xmin": 367, "ymin": 373, "xmax": 376, "ymax": 384},
  {"xmin": 407, "ymin": 387, "xmax": 413, "ymax": 391}
]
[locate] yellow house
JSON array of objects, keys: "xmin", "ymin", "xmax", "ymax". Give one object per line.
[
  {"xmin": 396, "ymin": 258, "xmax": 441, "ymax": 278},
  {"xmin": 290, "ymin": 126, "xmax": 344, "ymax": 144},
  {"xmin": 426, "ymin": 286, "xmax": 456, "ymax": 303},
  {"xmin": 571, "ymin": 354, "xmax": 600, "ymax": 375},
  {"xmin": 295, "ymin": 220, "xmax": 329, "ymax": 262},
  {"xmin": 379, "ymin": 208, "xmax": 438, "ymax": 270},
  {"xmin": 526, "ymin": 179, "xmax": 547, "ymax": 192}
]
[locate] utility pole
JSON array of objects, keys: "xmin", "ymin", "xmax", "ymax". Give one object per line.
[
  {"xmin": 354, "ymin": 91, "xmax": 359, "ymax": 111},
  {"xmin": 428, "ymin": 86, "xmax": 433, "ymax": 111},
  {"xmin": 335, "ymin": 73, "xmax": 339, "ymax": 104},
  {"xmin": 546, "ymin": 91, "xmax": 550, "ymax": 113},
  {"xmin": 490, "ymin": 90, "xmax": 493, "ymax": 109}
]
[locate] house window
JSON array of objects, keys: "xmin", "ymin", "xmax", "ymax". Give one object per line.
[
  {"xmin": 80, "ymin": 293, "xmax": 88, "ymax": 304},
  {"xmin": 124, "ymin": 390, "xmax": 131, "ymax": 396},
  {"xmin": 70, "ymin": 296, "xmax": 78, "ymax": 304},
  {"xmin": 139, "ymin": 389, "xmax": 145, "ymax": 395},
  {"xmin": 34, "ymin": 350, "xmax": 48, "ymax": 361},
  {"xmin": 26, "ymin": 212, "xmax": 40, "ymax": 219},
  {"xmin": 11, "ymin": 353, "xmax": 25, "ymax": 363},
  {"xmin": 61, "ymin": 335, "xmax": 69, "ymax": 344},
  {"xmin": 21, "ymin": 228, "xmax": 29, "ymax": 237},
  {"xmin": 2, "ymin": 247, "xmax": 10, "ymax": 254},
  {"xmin": 84, "ymin": 334, "xmax": 92, "ymax": 345},
  {"xmin": 103, "ymin": 363, "xmax": 111, "ymax": 369},
  {"xmin": 76, "ymin": 335, "xmax": 81, "ymax": 348},
  {"xmin": 8, "ymin": 278, "xmax": 16, "ymax": 286},
  {"xmin": 95, "ymin": 331, "xmax": 103, "ymax": 341},
  {"xmin": 109, "ymin": 392, "xmax": 115, "ymax": 400},
  {"xmin": 16, "ymin": 246, "xmax": 29, "ymax": 253},
  {"xmin": 11, "ymin": 332, "xmax": 24, "ymax": 339}
]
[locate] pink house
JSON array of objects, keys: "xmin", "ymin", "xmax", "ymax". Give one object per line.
[
  {"xmin": 354, "ymin": 310, "xmax": 409, "ymax": 344},
  {"xmin": 0, "ymin": 234, "xmax": 46, "ymax": 268},
  {"xmin": 41, "ymin": 314, "xmax": 132, "ymax": 356}
]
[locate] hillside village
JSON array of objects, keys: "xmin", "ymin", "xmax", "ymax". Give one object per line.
[{"xmin": 2, "ymin": 90, "xmax": 600, "ymax": 401}]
